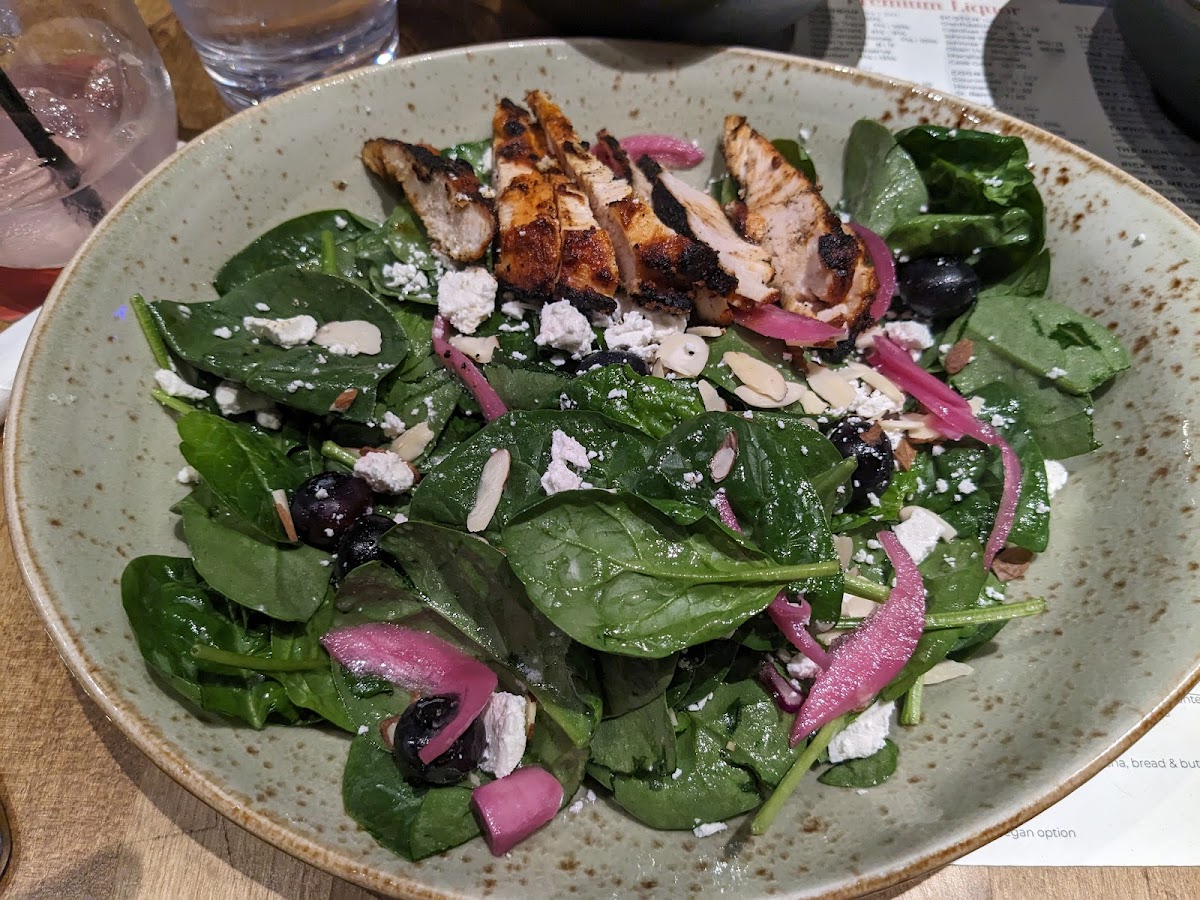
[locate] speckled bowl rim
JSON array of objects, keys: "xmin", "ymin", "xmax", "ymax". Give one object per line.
[{"xmin": 7, "ymin": 37, "xmax": 1200, "ymax": 900}]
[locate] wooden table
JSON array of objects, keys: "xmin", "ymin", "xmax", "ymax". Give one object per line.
[{"xmin": 0, "ymin": 2, "xmax": 1197, "ymax": 898}]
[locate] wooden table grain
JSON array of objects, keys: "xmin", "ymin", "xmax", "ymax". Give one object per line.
[{"xmin": 1, "ymin": 2, "xmax": 1197, "ymax": 898}]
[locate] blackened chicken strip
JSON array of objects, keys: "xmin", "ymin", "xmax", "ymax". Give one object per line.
[
  {"xmin": 492, "ymin": 99, "xmax": 561, "ymax": 300},
  {"xmin": 549, "ymin": 169, "xmax": 620, "ymax": 314},
  {"xmin": 527, "ymin": 91, "xmax": 708, "ymax": 315},
  {"xmin": 722, "ymin": 116, "xmax": 877, "ymax": 333},
  {"xmin": 361, "ymin": 138, "xmax": 495, "ymax": 263}
]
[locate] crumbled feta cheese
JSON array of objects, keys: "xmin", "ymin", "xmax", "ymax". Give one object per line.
[
  {"xmin": 154, "ymin": 369, "xmax": 209, "ymax": 401},
  {"xmin": 606, "ymin": 388, "xmax": 628, "ymax": 400},
  {"xmin": 356, "ymin": 723, "xmax": 369, "ymax": 735},
  {"xmin": 671, "ymin": 768, "xmax": 684, "ymax": 780},
  {"xmin": 213, "ymin": 380, "xmax": 274, "ymax": 416},
  {"xmin": 550, "ymin": 429, "xmax": 591, "ymax": 469},
  {"xmin": 254, "ymin": 302, "xmax": 271, "ymax": 312},
  {"xmin": 334, "ymin": 215, "xmax": 349, "ymax": 229},
  {"xmin": 692, "ymin": 822, "xmax": 728, "ymax": 839},
  {"xmin": 1045, "ymin": 460, "xmax": 1069, "ymax": 498},
  {"xmin": 848, "ymin": 381, "xmax": 904, "ymax": 420},
  {"xmin": 500, "ymin": 299, "xmax": 528, "ymax": 319},
  {"xmin": 241, "ymin": 314, "xmax": 318, "ymax": 349},
  {"xmin": 958, "ymin": 478, "xmax": 977, "ymax": 495},
  {"xmin": 682, "ymin": 471, "xmax": 703, "ymax": 487},
  {"xmin": 786, "ymin": 655, "xmax": 823, "ymax": 681},
  {"xmin": 935, "ymin": 478, "xmax": 949, "ymax": 493},
  {"xmin": 381, "ymin": 411, "xmax": 407, "ymax": 439},
  {"xmin": 255, "ymin": 409, "xmax": 283, "ymax": 430},
  {"xmin": 1045, "ymin": 366, "xmax": 1067, "ymax": 380},
  {"xmin": 380, "ymin": 261, "xmax": 430, "ymax": 296},
  {"xmin": 176, "ymin": 465, "xmax": 202, "ymax": 485},
  {"xmin": 536, "ymin": 299, "xmax": 594, "ymax": 358},
  {"xmin": 540, "ymin": 459, "xmax": 584, "ymax": 495},
  {"xmin": 437, "ymin": 267, "xmax": 496, "ymax": 334},
  {"xmin": 686, "ymin": 691, "xmax": 714, "ymax": 712},
  {"xmin": 479, "ymin": 691, "xmax": 528, "ymax": 779},
  {"xmin": 568, "ymin": 799, "xmax": 585, "ymax": 814},
  {"xmin": 353, "ymin": 451, "xmax": 415, "ymax": 494},
  {"xmin": 212, "ymin": 326, "xmax": 233, "ymax": 339},
  {"xmin": 882, "ymin": 321, "xmax": 935, "ymax": 352},
  {"xmin": 603, "ymin": 311, "xmax": 657, "ymax": 360},
  {"xmin": 827, "ymin": 701, "xmax": 894, "ymax": 763},
  {"xmin": 892, "ymin": 507, "xmax": 955, "ymax": 565}
]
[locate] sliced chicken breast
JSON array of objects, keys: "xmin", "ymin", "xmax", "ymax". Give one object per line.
[
  {"xmin": 361, "ymin": 138, "xmax": 495, "ymax": 263},
  {"xmin": 492, "ymin": 99, "xmax": 561, "ymax": 300},
  {"xmin": 722, "ymin": 116, "xmax": 878, "ymax": 333},
  {"xmin": 550, "ymin": 170, "xmax": 620, "ymax": 314}
]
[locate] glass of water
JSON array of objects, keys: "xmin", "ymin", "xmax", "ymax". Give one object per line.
[
  {"xmin": 169, "ymin": 0, "xmax": 400, "ymax": 110},
  {"xmin": 0, "ymin": 0, "xmax": 178, "ymax": 320}
]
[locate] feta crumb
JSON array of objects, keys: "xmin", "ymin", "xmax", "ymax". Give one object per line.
[
  {"xmin": 1045, "ymin": 460, "xmax": 1069, "ymax": 497},
  {"xmin": 334, "ymin": 215, "xmax": 349, "ymax": 229},
  {"xmin": 786, "ymin": 655, "xmax": 822, "ymax": 681},
  {"xmin": 693, "ymin": 822, "xmax": 728, "ymax": 839},
  {"xmin": 213, "ymin": 380, "xmax": 274, "ymax": 416},
  {"xmin": 437, "ymin": 267, "xmax": 497, "ymax": 334},
  {"xmin": 154, "ymin": 369, "xmax": 209, "ymax": 401},
  {"xmin": 958, "ymin": 478, "xmax": 977, "ymax": 495},
  {"xmin": 500, "ymin": 299, "xmax": 528, "ymax": 319},
  {"xmin": 606, "ymin": 388, "xmax": 628, "ymax": 400},
  {"xmin": 380, "ymin": 261, "xmax": 430, "ymax": 296},
  {"xmin": 356, "ymin": 724, "xmax": 369, "ymax": 735},
  {"xmin": 671, "ymin": 768, "xmax": 683, "ymax": 780},
  {"xmin": 176, "ymin": 465, "xmax": 202, "ymax": 485},
  {"xmin": 827, "ymin": 701, "xmax": 894, "ymax": 763},
  {"xmin": 686, "ymin": 691, "xmax": 714, "ymax": 712},
  {"xmin": 568, "ymin": 799, "xmax": 585, "ymax": 814},
  {"xmin": 935, "ymin": 478, "xmax": 949, "ymax": 493},
  {"xmin": 892, "ymin": 507, "xmax": 955, "ymax": 565},
  {"xmin": 536, "ymin": 299, "xmax": 595, "ymax": 358},
  {"xmin": 241, "ymin": 314, "xmax": 318, "ymax": 349},
  {"xmin": 479, "ymin": 692, "xmax": 528, "ymax": 779},
  {"xmin": 682, "ymin": 471, "xmax": 703, "ymax": 487},
  {"xmin": 1045, "ymin": 366, "xmax": 1067, "ymax": 380},
  {"xmin": 254, "ymin": 302, "xmax": 271, "ymax": 312},
  {"xmin": 540, "ymin": 459, "xmax": 584, "ymax": 495},
  {"xmin": 212, "ymin": 326, "xmax": 233, "ymax": 339},
  {"xmin": 255, "ymin": 409, "xmax": 283, "ymax": 430},
  {"xmin": 883, "ymin": 321, "xmax": 935, "ymax": 352},
  {"xmin": 381, "ymin": 411, "xmax": 407, "ymax": 439},
  {"xmin": 353, "ymin": 451, "xmax": 415, "ymax": 494},
  {"xmin": 550, "ymin": 429, "xmax": 591, "ymax": 469}
]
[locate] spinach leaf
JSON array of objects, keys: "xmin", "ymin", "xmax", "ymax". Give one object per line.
[
  {"xmin": 635, "ymin": 412, "xmax": 844, "ymax": 620},
  {"xmin": 409, "ymin": 410, "xmax": 654, "ymax": 537},
  {"xmin": 333, "ymin": 560, "xmax": 425, "ymax": 622},
  {"xmin": 382, "ymin": 521, "xmax": 601, "ymax": 747},
  {"xmin": 486, "ymin": 363, "xmax": 570, "ymax": 412},
  {"xmin": 178, "ymin": 488, "xmax": 331, "ymax": 621},
  {"xmin": 527, "ymin": 712, "xmax": 589, "ymax": 799},
  {"xmin": 360, "ymin": 204, "xmax": 442, "ymax": 302},
  {"xmin": 503, "ymin": 491, "xmax": 831, "ymax": 658},
  {"xmin": 589, "ymin": 696, "xmax": 678, "ymax": 776},
  {"xmin": 598, "ymin": 653, "xmax": 678, "ymax": 718},
  {"xmin": 699, "ymin": 325, "xmax": 804, "ymax": 394},
  {"xmin": 975, "ymin": 385, "xmax": 1051, "ymax": 552},
  {"xmin": 341, "ymin": 736, "xmax": 479, "ymax": 861},
  {"xmin": 377, "ymin": 367, "xmax": 462, "ymax": 459},
  {"xmin": 564, "ymin": 365, "xmax": 705, "ymax": 440},
  {"xmin": 121, "ymin": 555, "xmax": 302, "ymax": 728},
  {"xmin": 831, "ymin": 468, "xmax": 924, "ymax": 533},
  {"xmin": 887, "ymin": 209, "xmax": 1038, "ymax": 274},
  {"xmin": 687, "ymin": 680, "xmax": 800, "ymax": 789},
  {"xmin": 666, "ymin": 640, "xmax": 742, "ymax": 708},
  {"xmin": 771, "ymin": 137, "xmax": 818, "ymax": 183},
  {"xmin": 841, "ymin": 119, "xmax": 929, "ymax": 237},
  {"xmin": 442, "ymin": 138, "xmax": 493, "ymax": 183},
  {"xmin": 149, "ymin": 269, "xmax": 407, "ymax": 422},
  {"xmin": 268, "ymin": 597, "xmax": 356, "ymax": 731},
  {"xmin": 213, "ymin": 210, "xmax": 375, "ymax": 294},
  {"xmin": 177, "ymin": 411, "xmax": 309, "ymax": 542},
  {"xmin": 818, "ymin": 739, "xmax": 898, "ymax": 788},
  {"xmin": 988, "ymin": 248, "xmax": 1051, "ymax": 297}
]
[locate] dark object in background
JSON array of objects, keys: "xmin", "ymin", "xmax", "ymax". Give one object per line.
[
  {"xmin": 521, "ymin": 0, "xmax": 822, "ymax": 44},
  {"xmin": 1114, "ymin": 0, "xmax": 1200, "ymax": 140}
]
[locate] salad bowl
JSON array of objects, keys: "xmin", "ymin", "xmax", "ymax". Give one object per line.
[{"xmin": 7, "ymin": 38, "xmax": 1200, "ymax": 899}]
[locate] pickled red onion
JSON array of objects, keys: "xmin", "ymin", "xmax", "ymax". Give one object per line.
[
  {"xmin": 471, "ymin": 766, "xmax": 564, "ymax": 856},
  {"xmin": 759, "ymin": 661, "xmax": 805, "ymax": 713},
  {"xmin": 867, "ymin": 335, "xmax": 1021, "ymax": 567},
  {"xmin": 850, "ymin": 223, "xmax": 897, "ymax": 324},
  {"xmin": 732, "ymin": 304, "xmax": 847, "ymax": 345},
  {"xmin": 790, "ymin": 531, "xmax": 925, "ymax": 744},
  {"xmin": 321, "ymin": 623, "xmax": 497, "ymax": 764},
  {"xmin": 613, "ymin": 133, "xmax": 705, "ymax": 169},
  {"xmin": 767, "ymin": 593, "xmax": 831, "ymax": 670},
  {"xmin": 432, "ymin": 315, "xmax": 509, "ymax": 422}
]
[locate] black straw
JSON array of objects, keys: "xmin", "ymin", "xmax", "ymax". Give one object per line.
[{"xmin": 0, "ymin": 64, "xmax": 107, "ymax": 226}]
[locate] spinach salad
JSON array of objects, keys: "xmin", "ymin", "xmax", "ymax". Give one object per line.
[{"xmin": 122, "ymin": 102, "xmax": 1129, "ymax": 861}]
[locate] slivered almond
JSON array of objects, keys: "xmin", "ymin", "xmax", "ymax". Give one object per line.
[
  {"xmin": 734, "ymin": 380, "xmax": 806, "ymax": 410},
  {"xmin": 845, "ymin": 362, "xmax": 905, "ymax": 404},
  {"xmin": 271, "ymin": 488, "xmax": 298, "ymax": 542},
  {"xmin": 651, "ymin": 358, "xmax": 666, "ymax": 378},
  {"xmin": 449, "ymin": 334, "xmax": 500, "ymax": 364},
  {"xmin": 467, "ymin": 448, "xmax": 510, "ymax": 533},
  {"xmin": 922, "ymin": 659, "xmax": 974, "ymax": 686},
  {"xmin": 686, "ymin": 326, "xmax": 725, "ymax": 338},
  {"xmin": 805, "ymin": 363, "xmax": 857, "ymax": 409},
  {"xmin": 894, "ymin": 435, "xmax": 917, "ymax": 471},
  {"xmin": 797, "ymin": 387, "xmax": 829, "ymax": 415},
  {"xmin": 313, "ymin": 319, "xmax": 383, "ymax": 356},
  {"xmin": 658, "ymin": 333, "xmax": 709, "ymax": 377},
  {"xmin": 833, "ymin": 534, "xmax": 854, "ymax": 569},
  {"xmin": 524, "ymin": 700, "xmax": 537, "ymax": 738},
  {"xmin": 330, "ymin": 387, "xmax": 358, "ymax": 413},
  {"xmin": 391, "ymin": 420, "xmax": 435, "ymax": 461},
  {"xmin": 723, "ymin": 351, "xmax": 786, "ymax": 401},
  {"xmin": 709, "ymin": 431, "xmax": 738, "ymax": 482},
  {"xmin": 697, "ymin": 379, "xmax": 727, "ymax": 412}
]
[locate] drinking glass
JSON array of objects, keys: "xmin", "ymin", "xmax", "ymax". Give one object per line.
[
  {"xmin": 0, "ymin": 0, "xmax": 177, "ymax": 320},
  {"xmin": 168, "ymin": 0, "xmax": 400, "ymax": 110}
]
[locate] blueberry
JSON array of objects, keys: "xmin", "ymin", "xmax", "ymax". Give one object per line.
[
  {"xmin": 290, "ymin": 472, "xmax": 375, "ymax": 550},
  {"xmin": 828, "ymin": 417, "xmax": 894, "ymax": 507},
  {"xmin": 896, "ymin": 257, "xmax": 980, "ymax": 322},
  {"xmin": 575, "ymin": 350, "xmax": 650, "ymax": 376},
  {"xmin": 333, "ymin": 513, "xmax": 395, "ymax": 582},
  {"xmin": 392, "ymin": 695, "xmax": 486, "ymax": 786}
]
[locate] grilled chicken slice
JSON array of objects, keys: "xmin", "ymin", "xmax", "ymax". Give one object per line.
[
  {"xmin": 362, "ymin": 138, "xmax": 495, "ymax": 263},
  {"xmin": 527, "ymin": 91, "xmax": 709, "ymax": 314},
  {"xmin": 722, "ymin": 116, "xmax": 877, "ymax": 332},
  {"xmin": 550, "ymin": 170, "xmax": 620, "ymax": 314},
  {"xmin": 492, "ymin": 99, "xmax": 561, "ymax": 300}
]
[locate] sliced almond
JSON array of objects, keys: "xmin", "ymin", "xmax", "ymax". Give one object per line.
[
  {"xmin": 271, "ymin": 488, "xmax": 298, "ymax": 542},
  {"xmin": 797, "ymin": 387, "xmax": 829, "ymax": 415},
  {"xmin": 845, "ymin": 362, "xmax": 905, "ymax": 404},
  {"xmin": 449, "ymin": 334, "xmax": 500, "ymax": 364},
  {"xmin": 391, "ymin": 420, "xmax": 435, "ymax": 461},
  {"xmin": 651, "ymin": 358, "xmax": 666, "ymax": 378},
  {"xmin": 313, "ymin": 319, "xmax": 383, "ymax": 356},
  {"xmin": 686, "ymin": 325, "xmax": 725, "ymax": 338},
  {"xmin": 944, "ymin": 338, "xmax": 974, "ymax": 376},
  {"xmin": 329, "ymin": 387, "xmax": 359, "ymax": 413},
  {"xmin": 894, "ymin": 435, "xmax": 917, "ymax": 471},
  {"xmin": 723, "ymin": 351, "xmax": 786, "ymax": 401},
  {"xmin": 379, "ymin": 715, "xmax": 400, "ymax": 750},
  {"xmin": 524, "ymin": 699, "xmax": 538, "ymax": 738},
  {"xmin": 467, "ymin": 448, "xmax": 510, "ymax": 533},
  {"xmin": 709, "ymin": 431, "xmax": 738, "ymax": 482},
  {"xmin": 833, "ymin": 534, "xmax": 854, "ymax": 569},
  {"xmin": 992, "ymin": 546, "xmax": 1034, "ymax": 582},
  {"xmin": 697, "ymin": 379, "xmax": 727, "ymax": 413},
  {"xmin": 658, "ymin": 332, "xmax": 710, "ymax": 378},
  {"xmin": 922, "ymin": 659, "xmax": 974, "ymax": 686},
  {"xmin": 734, "ymin": 380, "xmax": 807, "ymax": 410},
  {"xmin": 805, "ymin": 362, "xmax": 857, "ymax": 409}
]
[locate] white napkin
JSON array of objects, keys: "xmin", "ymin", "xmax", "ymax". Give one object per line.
[{"xmin": 0, "ymin": 308, "xmax": 42, "ymax": 422}]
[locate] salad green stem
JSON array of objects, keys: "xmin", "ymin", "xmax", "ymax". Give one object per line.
[
  {"xmin": 320, "ymin": 229, "xmax": 337, "ymax": 274},
  {"xmin": 151, "ymin": 387, "xmax": 196, "ymax": 415},
  {"xmin": 131, "ymin": 293, "xmax": 173, "ymax": 371},
  {"xmin": 901, "ymin": 676, "xmax": 924, "ymax": 726},
  {"xmin": 835, "ymin": 597, "xmax": 1047, "ymax": 631},
  {"xmin": 842, "ymin": 573, "xmax": 890, "ymax": 603},
  {"xmin": 190, "ymin": 644, "xmax": 327, "ymax": 672},
  {"xmin": 321, "ymin": 440, "xmax": 360, "ymax": 469},
  {"xmin": 750, "ymin": 716, "xmax": 846, "ymax": 835}
]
